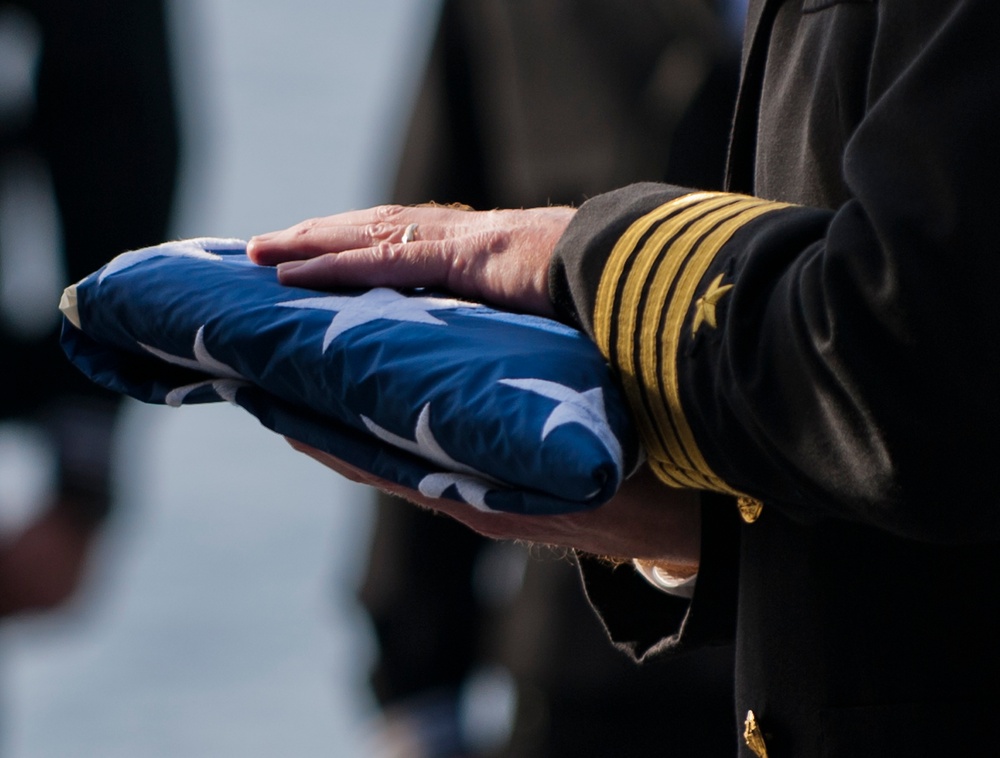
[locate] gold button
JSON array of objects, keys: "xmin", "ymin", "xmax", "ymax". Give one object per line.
[
  {"xmin": 743, "ymin": 710, "xmax": 769, "ymax": 758},
  {"xmin": 737, "ymin": 496, "xmax": 764, "ymax": 523}
]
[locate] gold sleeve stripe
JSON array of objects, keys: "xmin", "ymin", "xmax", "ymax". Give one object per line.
[
  {"xmin": 648, "ymin": 458, "xmax": 695, "ymax": 490},
  {"xmin": 593, "ymin": 191, "xmax": 721, "ymax": 354},
  {"xmin": 633, "ymin": 198, "xmax": 772, "ymax": 488},
  {"xmin": 594, "ymin": 192, "xmax": 790, "ymax": 494},
  {"xmin": 594, "ymin": 195, "xmax": 744, "ymax": 489},
  {"xmin": 651, "ymin": 199, "xmax": 789, "ymax": 493},
  {"xmin": 597, "ymin": 195, "xmax": 757, "ymax": 489},
  {"xmin": 636, "ymin": 198, "xmax": 779, "ymax": 491}
]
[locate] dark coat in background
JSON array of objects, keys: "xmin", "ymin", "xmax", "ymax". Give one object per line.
[
  {"xmin": 0, "ymin": 0, "xmax": 178, "ymax": 520},
  {"xmin": 0, "ymin": 0, "xmax": 177, "ymax": 616}
]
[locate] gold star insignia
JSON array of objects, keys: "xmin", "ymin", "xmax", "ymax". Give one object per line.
[{"xmin": 691, "ymin": 273, "xmax": 734, "ymax": 336}]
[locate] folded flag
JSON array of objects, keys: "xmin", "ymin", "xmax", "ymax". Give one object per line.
[{"xmin": 59, "ymin": 238, "xmax": 641, "ymax": 515}]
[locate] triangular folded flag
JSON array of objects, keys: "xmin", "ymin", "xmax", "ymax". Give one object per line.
[{"xmin": 59, "ymin": 238, "xmax": 641, "ymax": 515}]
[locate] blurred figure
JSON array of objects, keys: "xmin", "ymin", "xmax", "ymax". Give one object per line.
[
  {"xmin": 0, "ymin": 1, "xmax": 178, "ymax": 615},
  {"xmin": 362, "ymin": 1, "xmax": 742, "ymax": 755}
]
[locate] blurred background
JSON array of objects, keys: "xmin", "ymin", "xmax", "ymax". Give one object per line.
[
  {"xmin": 0, "ymin": 1, "xmax": 432, "ymax": 755},
  {"xmin": 0, "ymin": 1, "xmax": 745, "ymax": 756}
]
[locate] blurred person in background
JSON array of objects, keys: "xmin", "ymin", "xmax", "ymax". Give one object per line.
[
  {"xmin": 0, "ymin": 1, "xmax": 178, "ymax": 615},
  {"xmin": 362, "ymin": 1, "xmax": 744, "ymax": 755}
]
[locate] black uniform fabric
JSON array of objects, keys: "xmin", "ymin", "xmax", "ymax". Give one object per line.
[
  {"xmin": 1, "ymin": 0, "xmax": 178, "ymax": 417},
  {"xmin": 550, "ymin": 1, "xmax": 1000, "ymax": 755},
  {"xmin": 363, "ymin": 0, "xmax": 743, "ymax": 755}
]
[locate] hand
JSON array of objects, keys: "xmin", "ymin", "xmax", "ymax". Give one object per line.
[
  {"xmin": 247, "ymin": 204, "xmax": 576, "ymax": 317},
  {"xmin": 285, "ymin": 437, "xmax": 701, "ymax": 568}
]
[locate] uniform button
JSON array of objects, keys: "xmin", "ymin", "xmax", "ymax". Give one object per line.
[
  {"xmin": 743, "ymin": 710, "xmax": 769, "ymax": 758},
  {"xmin": 737, "ymin": 496, "xmax": 764, "ymax": 523}
]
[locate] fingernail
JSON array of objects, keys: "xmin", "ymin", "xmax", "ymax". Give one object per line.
[
  {"xmin": 246, "ymin": 235, "xmax": 271, "ymax": 255},
  {"xmin": 277, "ymin": 260, "xmax": 307, "ymax": 274},
  {"xmin": 246, "ymin": 237, "xmax": 265, "ymax": 259}
]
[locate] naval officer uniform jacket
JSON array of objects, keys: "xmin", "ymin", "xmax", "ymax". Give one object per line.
[{"xmin": 549, "ymin": 0, "xmax": 1000, "ymax": 755}]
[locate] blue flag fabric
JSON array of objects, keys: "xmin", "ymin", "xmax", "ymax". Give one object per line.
[{"xmin": 59, "ymin": 238, "xmax": 641, "ymax": 515}]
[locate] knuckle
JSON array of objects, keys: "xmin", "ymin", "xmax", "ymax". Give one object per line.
[
  {"xmin": 365, "ymin": 222, "xmax": 391, "ymax": 244},
  {"xmin": 375, "ymin": 240, "xmax": 402, "ymax": 263},
  {"xmin": 291, "ymin": 217, "xmax": 324, "ymax": 240},
  {"xmin": 444, "ymin": 248, "xmax": 471, "ymax": 291},
  {"xmin": 485, "ymin": 228, "xmax": 511, "ymax": 254},
  {"xmin": 444, "ymin": 231, "xmax": 504, "ymax": 296},
  {"xmin": 374, "ymin": 204, "xmax": 406, "ymax": 223}
]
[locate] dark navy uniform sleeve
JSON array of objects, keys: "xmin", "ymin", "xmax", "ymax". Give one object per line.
[
  {"xmin": 550, "ymin": 0, "xmax": 1000, "ymax": 545},
  {"xmin": 553, "ymin": 177, "xmax": 1000, "ymax": 544}
]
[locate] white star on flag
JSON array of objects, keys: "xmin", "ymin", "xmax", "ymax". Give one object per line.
[
  {"xmin": 138, "ymin": 325, "xmax": 249, "ymax": 406},
  {"xmin": 277, "ymin": 287, "xmax": 476, "ymax": 351},
  {"xmin": 419, "ymin": 474, "xmax": 494, "ymax": 511},
  {"xmin": 139, "ymin": 325, "xmax": 245, "ymax": 380},
  {"xmin": 499, "ymin": 379, "xmax": 624, "ymax": 473},
  {"xmin": 361, "ymin": 403, "xmax": 500, "ymax": 511},
  {"xmin": 98, "ymin": 238, "xmax": 243, "ymax": 283},
  {"xmin": 164, "ymin": 378, "xmax": 246, "ymax": 408}
]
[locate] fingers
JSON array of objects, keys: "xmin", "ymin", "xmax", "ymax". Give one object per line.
[
  {"xmin": 248, "ymin": 204, "xmax": 572, "ymax": 316},
  {"xmin": 247, "ymin": 204, "xmax": 477, "ymax": 265},
  {"xmin": 249, "ymin": 221, "xmax": 408, "ymax": 266},
  {"xmin": 283, "ymin": 437, "xmax": 459, "ymax": 511},
  {"xmin": 248, "ymin": 224, "xmax": 372, "ymax": 265},
  {"xmin": 275, "ymin": 238, "xmax": 461, "ymax": 293}
]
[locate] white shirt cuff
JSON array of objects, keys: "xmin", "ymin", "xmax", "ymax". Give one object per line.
[{"xmin": 633, "ymin": 559, "xmax": 697, "ymax": 599}]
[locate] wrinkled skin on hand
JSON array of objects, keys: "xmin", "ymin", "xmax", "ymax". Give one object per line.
[
  {"xmin": 247, "ymin": 204, "xmax": 576, "ymax": 317},
  {"xmin": 286, "ymin": 438, "xmax": 700, "ymax": 569},
  {"xmin": 252, "ymin": 204, "xmax": 700, "ymax": 567}
]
